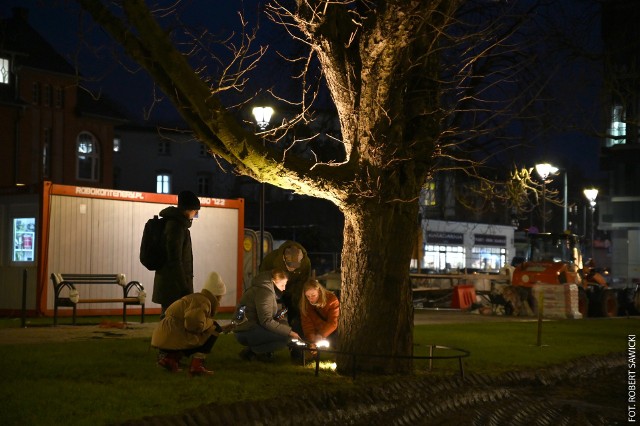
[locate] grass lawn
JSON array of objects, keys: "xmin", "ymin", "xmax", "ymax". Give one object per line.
[{"xmin": 0, "ymin": 315, "xmax": 636, "ymax": 425}]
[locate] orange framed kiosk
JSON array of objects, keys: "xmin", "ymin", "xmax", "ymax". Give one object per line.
[{"xmin": 29, "ymin": 182, "xmax": 244, "ymax": 319}]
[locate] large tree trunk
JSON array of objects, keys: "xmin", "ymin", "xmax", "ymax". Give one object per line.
[{"xmin": 337, "ymin": 198, "xmax": 418, "ymax": 374}]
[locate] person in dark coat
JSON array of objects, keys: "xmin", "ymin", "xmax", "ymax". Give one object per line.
[
  {"xmin": 234, "ymin": 268, "xmax": 301, "ymax": 361},
  {"xmin": 259, "ymin": 241, "xmax": 311, "ymax": 361},
  {"xmin": 152, "ymin": 190, "xmax": 200, "ymax": 316}
]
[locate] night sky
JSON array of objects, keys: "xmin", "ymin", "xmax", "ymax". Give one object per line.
[
  {"xmin": 1, "ymin": 0, "xmax": 266, "ymax": 124},
  {"xmin": 1, "ymin": 0, "xmax": 605, "ymax": 185}
]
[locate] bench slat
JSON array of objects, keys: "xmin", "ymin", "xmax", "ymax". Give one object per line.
[
  {"xmin": 59, "ymin": 274, "xmax": 121, "ymax": 285},
  {"xmin": 77, "ymin": 298, "xmax": 140, "ymax": 304}
]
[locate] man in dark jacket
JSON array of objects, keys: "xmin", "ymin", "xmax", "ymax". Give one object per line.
[{"xmin": 152, "ymin": 190, "xmax": 200, "ymax": 316}]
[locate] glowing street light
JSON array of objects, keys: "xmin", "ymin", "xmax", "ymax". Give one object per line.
[
  {"xmin": 252, "ymin": 106, "xmax": 273, "ymax": 262},
  {"xmin": 535, "ymin": 163, "xmax": 559, "ymax": 232},
  {"xmin": 583, "ymin": 188, "xmax": 598, "ymax": 208},
  {"xmin": 252, "ymin": 106, "xmax": 274, "ymax": 131},
  {"xmin": 583, "ymin": 188, "xmax": 598, "ymax": 259}
]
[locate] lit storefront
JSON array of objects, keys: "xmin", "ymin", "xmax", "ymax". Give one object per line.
[{"xmin": 421, "ymin": 220, "xmax": 514, "ymax": 273}]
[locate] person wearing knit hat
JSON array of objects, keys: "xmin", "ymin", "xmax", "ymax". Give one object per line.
[
  {"xmin": 203, "ymin": 271, "xmax": 226, "ymax": 297},
  {"xmin": 178, "ymin": 190, "xmax": 201, "ymax": 211},
  {"xmin": 151, "ymin": 271, "xmax": 235, "ymax": 376},
  {"xmin": 152, "ymin": 190, "xmax": 201, "ymax": 317}
]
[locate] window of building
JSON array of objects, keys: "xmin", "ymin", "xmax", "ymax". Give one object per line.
[
  {"xmin": 199, "ymin": 144, "xmax": 210, "ymax": 157},
  {"xmin": 607, "ymin": 104, "xmax": 626, "ymax": 147},
  {"xmin": 157, "ymin": 173, "xmax": 171, "ymax": 194},
  {"xmin": 197, "ymin": 175, "xmax": 210, "ymax": 195},
  {"xmin": 76, "ymin": 132, "xmax": 100, "ymax": 181},
  {"xmin": 470, "ymin": 246, "xmax": 506, "ymax": 272},
  {"xmin": 423, "ymin": 245, "xmax": 465, "ymax": 272},
  {"xmin": 113, "ymin": 167, "xmax": 121, "ymax": 189},
  {"xmin": 55, "ymin": 87, "xmax": 64, "ymax": 108},
  {"xmin": 43, "ymin": 128, "xmax": 51, "ymax": 178},
  {"xmin": 422, "ymin": 180, "xmax": 437, "ymax": 207},
  {"xmin": 32, "ymin": 82, "xmax": 40, "ymax": 105},
  {"xmin": 0, "ymin": 57, "xmax": 9, "ymax": 84},
  {"xmin": 158, "ymin": 140, "xmax": 171, "ymax": 156},
  {"xmin": 43, "ymin": 84, "xmax": 51, "ymax": 107}
]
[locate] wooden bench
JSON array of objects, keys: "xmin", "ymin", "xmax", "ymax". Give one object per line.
[{"xmin": 51, "ymin": 273, "xmax": 146, "ymax": 326}]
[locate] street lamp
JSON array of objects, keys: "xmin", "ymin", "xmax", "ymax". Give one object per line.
[
  {"xmin": 583, "ymin": 188, "xmax": 598, "ymax": 259},
  {"xmin": 535, "ymin": 162, "xmax": 559, "ymax": 232},
  {"xmin": 562, "ymin": 170, "xmax": 568, "ymax": 233},
  {"xmin": 252, "ymin": 107, "xmax": 273, "ymax": 131},
  {"xmin": 252, "ymin": 106, "xmax": 273, "ymax": 263}
]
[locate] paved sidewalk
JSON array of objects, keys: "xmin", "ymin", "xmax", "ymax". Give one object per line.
[
  {"xmin": 0, "ymin": 309, "xmax": 532, "ymax": 345},
  {"xmin": 0, "ymin": 320, "xmax": 157, "ymax": 345}
]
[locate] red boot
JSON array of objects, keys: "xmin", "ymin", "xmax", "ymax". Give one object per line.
[
  {"xmin": 157, "ymin": 351, "xmax": 182, "ymax": 372},
  {"xmin": 189, "ymin": 357, "xmax": 214, "ymax": 376}
]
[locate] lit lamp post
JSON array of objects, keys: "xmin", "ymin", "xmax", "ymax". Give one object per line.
[
  {"xmin": 252, "ymin": 106, "xmax": 273, "ymax": 263},
  {"xmin": 583, "ymin": 188, "xmax": 598, "ymax": 259},
  {"xmin": 535, "ymin": 162, "xmax": 559, "ymax": 232},
  {"xmin": 562, "ymin": 170, "xmax": 568, "ymax": 232}
]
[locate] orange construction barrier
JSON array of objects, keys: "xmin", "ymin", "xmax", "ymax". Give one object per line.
[{"xmin": 451, "ymin": 284, "xmax": 476, "ymax": 310}]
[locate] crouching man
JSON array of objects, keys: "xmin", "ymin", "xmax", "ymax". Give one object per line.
[{"xmin": 151, "ymin": 271, "xmax": 233, "ymax": 376}]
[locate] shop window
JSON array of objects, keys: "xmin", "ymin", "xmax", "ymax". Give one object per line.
[
  {"xmin": 423, "ymin": 245, "xmax": 465, "ymax": 272},
  {"xmin": 470, "ymin": 247, "xmax": 506, "ymax": 272}
]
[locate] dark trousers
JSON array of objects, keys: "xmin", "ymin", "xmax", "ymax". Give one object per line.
[{"xmin": 160, "ymin": 335, "xmax": 217, "ymax": 357}]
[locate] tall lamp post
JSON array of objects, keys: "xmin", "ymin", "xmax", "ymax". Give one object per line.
[
  {"xmin": 583, "ymin": 188, "xmax": 598, "ymax": 259},
  {"xmin": 562, "ymin": 170, "xmax": 568, "ymax": 233},
  {"xmin": 535, "ymin": 162, "xmax": 559, "ymax": 232},
  {"xmin": 252, "ymin": 106, "xmax": 274, "ymax": 263}
]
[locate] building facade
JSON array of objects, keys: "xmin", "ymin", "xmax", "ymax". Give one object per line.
[
  {"xmin": 599, "ymin": 0, "xmax": 640, "ymax": 284},
  {"xmin": 0, "ymin": 7, "xmax": 125, "ymax": 192}
]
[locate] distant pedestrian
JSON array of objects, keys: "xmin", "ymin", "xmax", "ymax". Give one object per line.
[
  {"xmin": 234, "ymin": 268, "xmax": 301, "ymax": 361},
  {"xmin": 152, "ymin": 190, "xmax": 200, "ymax": 317},
  {"xmin": 151, "ymin": 271, "xmax": 233, "ymax": 375}
]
